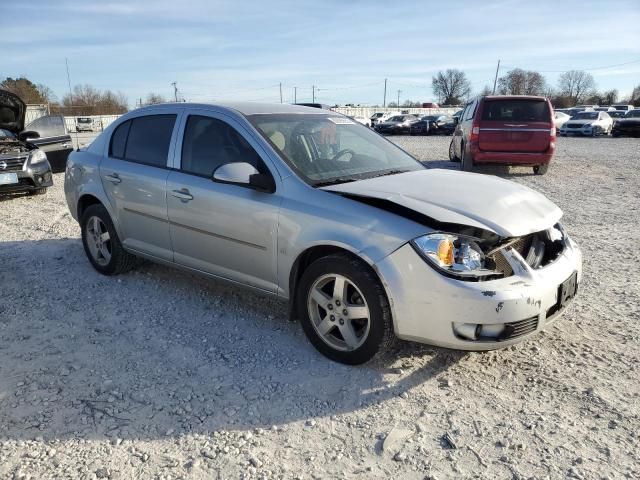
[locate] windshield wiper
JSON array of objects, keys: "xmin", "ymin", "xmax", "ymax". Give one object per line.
[
  {"xmin": 314, "ymin": 177, "xmax": 360, "ymax": 187},
  {"xmin": 371, "ymin": 169, "xmax": 410, "ymax": 178}
]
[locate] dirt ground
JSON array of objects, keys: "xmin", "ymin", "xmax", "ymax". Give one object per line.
[{"xmin": 1, "ymin": 136, "xmax": 638, "ymax": 480}]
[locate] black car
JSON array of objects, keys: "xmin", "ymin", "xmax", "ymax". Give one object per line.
[
  {"xmin": 409, "ymin": 115, "xmax": 456, "ymax": 135},
  {"xmin": 611, "ymin": 109, "xmax": 640, "ymax": 137},
  {"xmin": 373, "ymin": 114, "xmax": 418, "ymax": 135},
  {"xmin": 0, "ymin": 90, "xmax": 72, "ymax": 195}
]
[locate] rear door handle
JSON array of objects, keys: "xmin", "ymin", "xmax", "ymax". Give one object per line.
[
  {"xmin": 171, "ymin": 188, "xmax": 193, "ymax": 202},
  {"xmin": 105, "ymin": 173, "xmax": 121, "ymax": 184}
]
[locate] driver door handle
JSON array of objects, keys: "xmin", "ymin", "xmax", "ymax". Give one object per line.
[
  {"xmin": 171, "ymin": 188, "xmax": 193, "ymax": 202},
  {"xmin": 105, "ymin": 173, "xmax": 121, "ymax": 184}
]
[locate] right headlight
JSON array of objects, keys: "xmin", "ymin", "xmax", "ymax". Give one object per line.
[
  {"xmin": 28, "ymin": 149, "xmax": 48, "ymax": 166},
  {"xmin": 411, "ymin": 233, "xmax": 503, "ymax": 281}
]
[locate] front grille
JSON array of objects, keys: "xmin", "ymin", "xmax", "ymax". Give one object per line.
[
  {"xmin": 501, "ymin": 316, "xmax": 538, "ymax": 340},
  {"xmin": 566, "ymin": 123, "xmax": 582, "ymax": 129},
  {"xmin": 0, "ymin": 153, "xmax": 28, "ymax": 172}
]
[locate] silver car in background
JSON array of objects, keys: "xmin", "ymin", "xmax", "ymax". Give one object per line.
[{"xmin": 64, "ymin": 103, "xmax": 582, "ymax": 364}]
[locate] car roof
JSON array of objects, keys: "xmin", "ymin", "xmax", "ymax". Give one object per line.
[
  {"xmin": 482, "ymin": 95, "xmax": 548, "ymax": 101},
  {"xmin": 134, "ymin": 101, "xmax": 334, "ymax": 116}
]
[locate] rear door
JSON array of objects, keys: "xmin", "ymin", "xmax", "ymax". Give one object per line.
[
  {"xmin": 478, "ymin": 98, "xmax": 551, "ymax": 153},
  {"xmin": 23, "ymin": 115, "xmax": 73, "ymax": 173},
  {"xmin": 99, "ymin": 112, "xmax": 180, "ymax": 261}
]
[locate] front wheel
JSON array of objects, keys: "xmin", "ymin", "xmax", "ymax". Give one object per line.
[
  {"xmin": 28, "ymin": 187, "xmax": 47, "ymax": 196},
  {"xmin": 297, "ymin": 254, "xmax": 394, "ymax": 365},
  {"xmin": 81, "ymin": 204, "xmax": 139, "ymax": 275}
]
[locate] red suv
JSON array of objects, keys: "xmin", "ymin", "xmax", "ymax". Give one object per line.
[{"xmin": 449, "ymin": 95, "xmax": 556, "ymax": 175}]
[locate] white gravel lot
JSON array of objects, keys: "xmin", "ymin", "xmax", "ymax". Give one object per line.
[{"xmin": 1, "ymin": 136, "xmax": 639, "ymax": 480}]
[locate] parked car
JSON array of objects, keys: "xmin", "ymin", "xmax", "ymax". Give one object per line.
[
  {"xmin": 76, "ymin": 117, "xmax": 96, "ymax": 132},
  {"xmin": 559, "ymin": 111, "xmax": 613, "ymax": 136},
  {"xmin": 594, "ymin": 106, "xmax": 616, "ymax": 112},
  {"xmin": 449, "ymin": 95, "xmax": 556, "ymax": 175},
  {"xmin": 410, "ymin": 115, "xmax": 456, "ymax": 135},
  {"xmin": 22, "ymin": 113, "xmax": 74, "ymax": 172},
  {"xmin": 554, "ymin": 111, "xmax": 571, "ymax": 129},
  {"xmin": 611, "ymin": 109, "xmax": 640, "ymax": 137},
  {"xmin": 369, "ymin": 112, "xmax": 401, "ymax": 126},
  {"xmin": 64, "ymin": 102, "xmax": 582, "ymax": 364},
  {"xmin": 348, "ymin": 116, "xmax": 371, "ymax": 127},
  {"xmin": 0, "ymin": 90, "xmax": 59, "ymax": 195},
  {"xmin": 373, "ymin": 114, "xmax": 418, "ymax": 135},
  {"xmin": 611, "ymin": 104, "xmax": 634, "ymax": 112},
  {"xmin": 608, "ymin": 110, "xmax": 627, "ymax": 122}
]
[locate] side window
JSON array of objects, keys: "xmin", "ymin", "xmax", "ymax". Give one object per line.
[
  {"xmin": 124, "ymin": 115, "xmax": 176, "ymax": 167},
  {"xmin": 109, "ymin": 120, "xmax": 131, "ymax": 159},
  {"xmin": 180, "ymin": 115, "xmax": 264, "ymax": 177},
  {"xmin": 464, "ymin": 100, "xmax": 476, "ymax": 121},
  {"xmin": 25, "ymin": 115, "xmax": 67, "ymax": 137}
]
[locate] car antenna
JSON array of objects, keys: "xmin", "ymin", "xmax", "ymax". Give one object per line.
[{"xmin": 65, "ymin": 58, "xmax": 81, "ymax": 151}]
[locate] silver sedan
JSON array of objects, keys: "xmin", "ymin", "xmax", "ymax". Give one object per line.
[{"xmin": 64, "ymin": 102, "xmax": 582, "ymax": 364}]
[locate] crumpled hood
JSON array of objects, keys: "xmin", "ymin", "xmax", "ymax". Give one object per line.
[
  {"xmin": 0, "ymin": 89, "xmax": 26, "ymax": 134},
  {"xmin": 322, "ymin": 169, "xmax": 563, "ymax": 237}
]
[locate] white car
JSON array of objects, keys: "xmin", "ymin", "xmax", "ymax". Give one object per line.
[
  {"xmin": 370, "ymin": 111, "xmax": 400, "ymax": 126},
  {"xmin": 559, "ymin": 111, "xmax": 613, "ymax": 136},
  {"xmin": 553, "ymin": 111, "xmax": 571, "ymax": 130}
]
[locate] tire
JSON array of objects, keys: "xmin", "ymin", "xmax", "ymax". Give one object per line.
[
  {"xmin": 296, "ymin": 253, "xmax": 394, "ymax": 365},
  {"xmin": 460, "ymin": 143, "xmax": 473, "ymax": 171},
  {"xmin": 28, "ymin": 188, "xmax": 47, "ymax": 196},
  {"xmin": 81, "ymin": 204, "xmax": 138, "ymax": 275},
  {"xmin": 448, "ymin": 139, "xmax": 460, "ymax": 162},
  {"xmin": 533, "ymin": 164, "xmax": 549, "ymax": 175}
]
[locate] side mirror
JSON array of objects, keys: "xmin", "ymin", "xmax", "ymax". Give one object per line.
[
  {"xmin": 19, "ymin": 130, "xmax": 40, "ymax": 141},
  {"xmin": 212, "ymin": 162, "xmax": 275, "ymax": 193}
]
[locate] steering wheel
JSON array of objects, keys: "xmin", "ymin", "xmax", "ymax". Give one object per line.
[{"xmin": 331, "ymin": 149, "xmax": 355, "ymax": 162}]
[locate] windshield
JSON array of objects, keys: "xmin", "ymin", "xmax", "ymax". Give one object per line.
[
  {"xmin": 0, "ymin": 129, "xmax": 16, "ymax": 139},
  {"xmin": 77, "ymin": 118, "xmax": 92, "ymax": 123},
  {"xmin": 574, "ymin": 112, "xmax": 598, "ymax": 119},
  {"xmin": 248, "ymin": 113, "xmax": 423, "ymax": 185},
  {"xmin": 609, "ymin": 111, "xmax": 625, "ymax": 118},
  {"xmin": 626, "ymin": 110, "xmax": 640, "ymax": 118},
  {"xmin": 421, "ymin": 115, "xmax": 439, "ymax": 121}
]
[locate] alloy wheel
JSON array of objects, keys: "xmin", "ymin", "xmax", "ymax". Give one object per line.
[
  {"xmin": 307, "ymin": 274, "xmax": 371, "ymax": 351},
  {"xmin": 86, "ymin": 216, "xmax": 112, "ymax": 266}
]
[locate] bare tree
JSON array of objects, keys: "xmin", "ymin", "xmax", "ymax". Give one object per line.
[
  {"xmin": 432, "ymin": 69, "xmax": 471, "ymax": 105},
  {"xmin": 497, "ymin": 68, "xmax": 547, "ymax": 96},
  {"xmin": 56, "ymin": 85, "xmax": 128, "ymax": 115},
  {"xmin": 558, "ymin": 70, "xmax": 596, "ymax": 105},
  {"xmin": 631, "ymin": 85, "xmax": 640, "ymax": 106},
  {"xmin": 145, "ymin": 93, "xmax": 166, "ymax": 105},
  {"xmin": 480, "ymin": 85, "xmax": 493, "ymax": 96}
]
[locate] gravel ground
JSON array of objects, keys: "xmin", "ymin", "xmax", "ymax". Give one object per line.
[{"xmin": 1, "ymin": 136, "xmax": 639, "ymax": 479}]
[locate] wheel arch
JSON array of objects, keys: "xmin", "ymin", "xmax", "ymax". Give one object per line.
[{"xmin": 287, "ymin": 244, "xmax": 391, "ymax": 322}]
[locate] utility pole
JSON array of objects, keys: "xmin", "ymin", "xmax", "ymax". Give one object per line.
[
  {"xmin": 294, "ymin": 86, "xmax": 297, "ymax": 103},
  {"xmin": 171, "ymin": 81, "xmax": 178, "ymax": 102},
  {"xmin": 312, "ymin": 85, "xmax": 316, "ymax": 103},
  {"xmin": 397, "ymin": 90, "xmax": 402, "ymax": 107},
  {"xmin": 492, "ymin": 60, "xmax": 500, "ymax": 95},
  {"xmin": 279, "ymin": 82, "xmax": 283, "ymax": 103},
  {"xmin": 383, "ymin": 78, "xmax": 387, "ymax": 107}
]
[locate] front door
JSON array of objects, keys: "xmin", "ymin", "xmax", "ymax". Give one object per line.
[
  {"xmin": 23, "ymin": 115, "xmax": 73, "ymax": 173},
  {"xmin": 166, "ymin": 112, "xmax": 281, "ymax": 293}
]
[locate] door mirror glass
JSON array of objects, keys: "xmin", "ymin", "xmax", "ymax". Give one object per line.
[{"xmin": 213, "ymin": 162, "xmax": 259, "ymax": 184}]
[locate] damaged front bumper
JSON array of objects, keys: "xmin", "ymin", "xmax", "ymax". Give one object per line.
[{"xmin": 375, "ymin": 235, "xmax": 582, "ymax": 350}]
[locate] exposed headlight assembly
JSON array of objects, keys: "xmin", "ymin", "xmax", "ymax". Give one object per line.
[
  {"xmin": 28, "ymin": 149, "xmax": 48, "ymax": 166},
  {"xmin": 411, "ymin": 233, "xmax": 502, "ymax": 281}
]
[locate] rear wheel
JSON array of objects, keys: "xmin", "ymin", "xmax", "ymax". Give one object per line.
[
  {"xmin": 533, "ymin": 164, "xmax": 549, "ymax": 175},
  {"xmin": 448, "ymin": 139, "xmax": 460, "ymax": 162},
  {"xmin": 297, "ymin": 254, "xmax": 394, "ymax": 365},
  {"xmin": 81, "ymin": 204, "xmax": 138, "ymax": 275},
  {"xmin": 460, "ymin": 143, "xmax": 474, "ymax": 171}
]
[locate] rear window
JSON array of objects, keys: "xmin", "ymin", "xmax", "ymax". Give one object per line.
[{"xmin": 481, "ymin": 100, "xmax": 550, "ymax": 122}]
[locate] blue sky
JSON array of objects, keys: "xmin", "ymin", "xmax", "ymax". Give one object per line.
[{"xmin": 2, "ymin": 0, "xmax": 639, "ymax": 106}]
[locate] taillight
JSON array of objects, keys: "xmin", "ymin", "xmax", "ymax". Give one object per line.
[
  {"xmin": 469, "ymin": 124, "xmax": 480, "ymax": 142},
  {"xmin": 550, "ymin": 126, "xmax": 556, "ymax": 138}
]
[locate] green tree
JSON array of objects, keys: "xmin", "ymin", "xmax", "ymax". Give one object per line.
[{"xmin": 0, "ymin": 76, "xmax": 55, "ymax": 104}]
